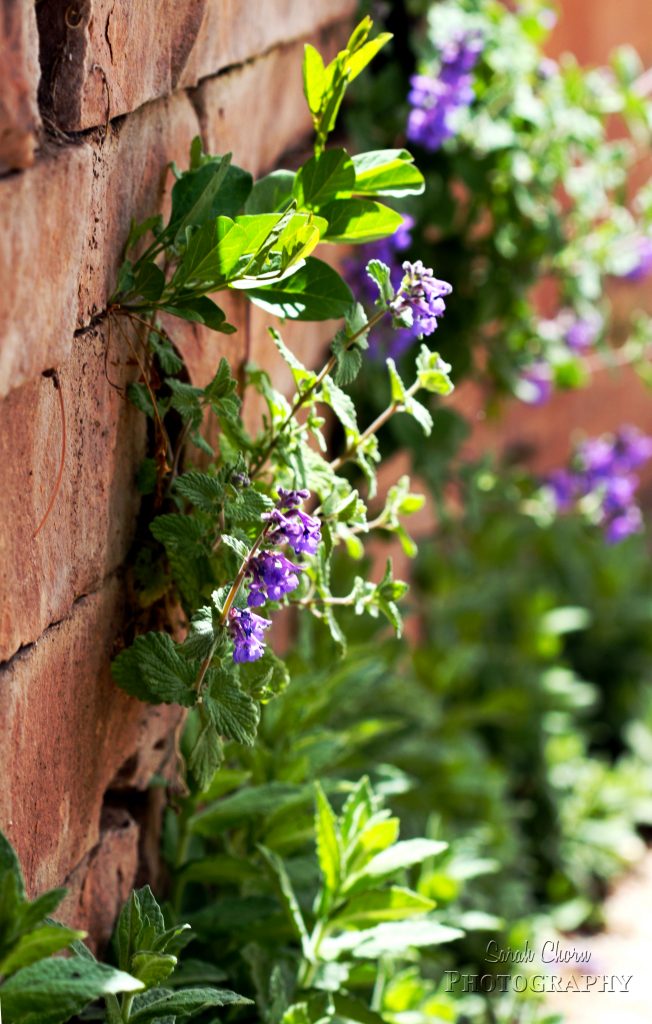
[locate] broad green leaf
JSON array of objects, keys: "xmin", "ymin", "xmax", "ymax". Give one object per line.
[
  {"xmin": 303, "ymin": 44, "xmax": 326, "ymax": 116},
  {"xmin": 169, "ymin": 154, "xmax": 233, "ymax": 241},
  {"xmin": 0, "ymin": 832, "xmax": 25, "ymax": 899},
  {"xmin": 258, "ymin": 845, "xmax": 310, "ymax": 952},
  {"xmin": 245, "ymin": 170, "xmax": 296, "ymax": 214},
  {"xmin": 0, "ymin": 924, "xmax": 84, "ymax": 977},
  {"xmin": 246, "ymin": 257, "xmax": 354, "ymax": 321},
  {"xmin": 314, "ymin": 783, "xmax": 341, "ymax": 900},
  {"xmin": 352, "ymin": 150, "xmax": 425, "ymax": 197},
  {"xmin": 188, "ymin": 782, "xmax": 304, "ymax": 835},
  {"xmin": 318, "ymin": 199, "xmax": 404, "ymax": 244},
  {"xmin": 293, "ymin": 149, "xmax": 356, "ymax": 208},
  {"xmin": 345, "ymin": 34, "xmax": 392, "ymax": 82},
  {"xmin": 0, "ymin": 958, "xmax": 143, "ymax": 1024},
  {"xmin": 129, "ymin": 986, "xmax": 252, "ymax": 1022},
  {"xmin": 332, "ymin": 993, "xmax": 385, "ymax": 1024},
  {"xmin": 132, "ymin": 262, "xmax": 165, "ymax": 302},
  {"xmin": 111, "ymin": 632, "xmax": 197, "ymax": 707},
  {"xmin": 158, "ymin": 296, "xmax": 235, "ymax": 333},
  {"xmin": 332, "ymin": 887, "xmax": 434, "ymax": 928}
]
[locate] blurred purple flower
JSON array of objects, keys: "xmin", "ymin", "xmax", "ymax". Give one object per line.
[
  {"xmin": 407, "ymin": 32, "xmax": 483, "ymax": 152},
  {"xmin": 518, "ymin": 362, "xmax": 553, "ymax": 405},
  {"xmin": 622, "ymin": 236, "xmax": 652, "ymax": 282}
]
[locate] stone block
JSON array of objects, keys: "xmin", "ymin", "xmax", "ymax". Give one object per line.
[
  {"xmin": 0, "ymin": 0, "xmax": 40, "ymax": 172},
  {"xmin": 0, "ymin": 143, "xmax": 93, "ymax": 396},
  {"xmin": 0, "ymin": 577, "xmax": 181, "ymax": 897},
  {"xmin": 37, "ymin": 0, "xmax": 355, "ymax": 132},
  {"xmin": 0, "ymin": 322, "xmax": 146, "ymax": 662}
]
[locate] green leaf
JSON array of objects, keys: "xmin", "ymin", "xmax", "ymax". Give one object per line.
[
  {"xmin": 189, "ymin": 721, "xmax": 224, "ymax": 791},
  {"xmin": 351, "ymin": 150, "xmax": 425, "ymax": 198},
  {"xmin": 130, "ymin": 951, "xmax": 177, "ymax": 988},
  {"xmin": 0, "ymin": 958, "xmax": 143, "ymax": 1024},
  {"xmin": 168, "ymin": 154, "xmax": 253, "ymax": 241},
  {"xmin": 303, "ymin": 44, "xmax": 326, "ymax": 116},
  {"xmin": 132, "ymin": 262, "xmax": 166, "ymax": 302},
  {"xmin": 206, "ymin": 671, "xmax": 261, "ymax": 746},
  {"xmin": 331, "ymin": 993, "xmax": 386, "ymax": 1024},
  {"xmin": 189, "ymin": 782, "xmax": 303, "ymax": 835},
  {"xmin": 257, "ymin": 845, "xmax": 310, "ymax": 952},
  {"xmin": 386, "ymin": 359, "xmax": 407, "ymax": 403},
  {"xmin": 175, "ymin": 471, "xmax": 225, "ymax": 512},
  {"xmin": 0, "ymin": 924, "xmax": 85, "ymax": 977},
  {"xmin": 415, "ymin": 348, "xmax": 454, "ymax": 395},
  {"xmin": 293, "ymin": 149, "xmax": 356, "ymax": 208},
  {"xmin": 357, "ymin": 838, "xmax": 448, "ymax": 879},
  {"xmin": 246, "ymin": 257, "xmax": 354, "ymax": 321},
  {"xmin": 319, "ymin": 199, "xmax": 404, "ymax": 244},
  {"xmin": 323, "ymin": 918, "xmax": 463, "ymax": 959},
  {"xmin": 245, "ymin": 170, "xmax": 296, "ymax": 214},
  {"xmin": 366, "ymin": 259, "xmax": 394, "ymax": 306},
  {"xmin": 111, "ymin": 632, "xmax": 197, "ymax": 706},
  {"xmin": 332, "ymin": 887, "xmax": 434, "ymax": 928},
  {"xmin": 129, "ymin": 986, "xmax": 252, "ymax": 1021},
  {"xmin": 314, "ymin": 783, "xmax": 341, "ymax": 901},
  {"xmin": 345, "ymin": 33, "xmax": 392, "ymax": 82},
  {"xmin": 159, "ymin": 295, "xmax": 234, "ymax": 333},
  {"xmin": 0, "ymin": 831, "xmax": 25, "ymax": 899}
]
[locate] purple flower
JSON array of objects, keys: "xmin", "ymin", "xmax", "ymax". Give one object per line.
[
  {"xmin": 622, "ymin": 236, "xmax": 652, "ymax": 283},
  {"xmin": 605, "ymin": 506, "xmax": 643, "ymax": 544},
  {"xmin": 247, "ymin": 551, "xmax": 302, "ymax": 607},
  {"xmin": 564, "ymin": 316, "xmax": 599, "ymax": 352},
  {"xmin": 276, "ymin": 487, "xmax": 310, "ymax": 510},
  {"xmin": 390, "ymin": 260, "xmax": 453, "ymax": 336},
  {"xmin": 517, "ymin": 362, "xmax": 552, "ymax": 406},
  {"xmin": 263, "ymin": 489, "xmax": 322, "ymax": 555},
  {"xmin": 407, "ymin": 33, "xmax": 482, "ymax": 152},
  {"xmin": 546, "ymin": 425, "xmax": 651, "ymax": 544},
  {"xmin": 228, "ymin": 607, "xmax": 271, "ymax": 663}
]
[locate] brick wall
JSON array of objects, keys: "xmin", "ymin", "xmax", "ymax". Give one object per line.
[{"xmin": 0, "ymin": 0, "xmax": 355, "ymax": 948}]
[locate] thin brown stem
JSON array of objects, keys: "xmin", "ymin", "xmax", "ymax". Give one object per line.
[{"xmin": 329, "ymin": 379, "xmax": 420, "ymax": 472}]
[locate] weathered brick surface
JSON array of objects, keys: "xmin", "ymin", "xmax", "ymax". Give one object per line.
[
  {"xmin": 79, "ymin": 92, "xmax": 201, "ymax": 327},
  {"xmin": 0, "ymin": 0, "xmax": 40, "ymax": 172},
  {"xmin": 0, "ymin": 324, "xmax": 146, "ymax": 662},
  {"xmin": 38, "ymin": 0, "xmax": 356, "ymax": 132},
  {"xmin": 0, "ymin": 142, "xmax": 93, "ymax": 397},
  {"xmin": 0, "ymin": 577, "xmax": 180, "ymax": 898}
]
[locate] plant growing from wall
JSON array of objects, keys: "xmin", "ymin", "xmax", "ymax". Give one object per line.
[{"xmin": 106, "ymin": 20, "xmax": 455, "ymax": 787}]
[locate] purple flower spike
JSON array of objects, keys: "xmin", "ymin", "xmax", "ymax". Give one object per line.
[
  {"xmin": 229, "ymin": 607, "xmax": 271, "ymax": 663},
  {"xmin": 605, "ymin": 506, "xmax": 643, "ymax": 544},
  {"xmin": 247, "ymin": 551, "xmax": 302, "ymax": 607},
  {"xmin": 391, "ymin": 260, "xmax": 453, "ymax": 337},
  {"xmin": 613, "ymin": 427, "xmax": 652, "ymax": 472},
  {"xmin": 276, "ymin": 487, "xmax": 310, "ymax": 510},
  {"xmin": 564, "ymin": 316, "xmax": 599, "ymax": 352}
]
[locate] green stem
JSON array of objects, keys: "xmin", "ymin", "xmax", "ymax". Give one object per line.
[
  {"xmin": 329, "ymin": 378, "xmax": 420, "ymax": 472},
  {"xmin": 249, "ymin": 309, "xmax": 387, "ymax": 478},
  {"xmin": 121, "ymin": 992, "xmax": 135, "ymax": 1022}
]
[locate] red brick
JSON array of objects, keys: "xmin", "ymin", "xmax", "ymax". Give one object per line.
[
  {"xmin": 0, "ymin": 0, "xmax": 40, "ymax": 172},
  {"xmin": 39, "ymin": 0, "xmax": 355, "ymax": 132},
  {"xmin": 0, "ymin": 323, "xmax": 146, "ymax": 662},
  {"xmin": 0, "ymin": 577, "xmax": 180, "ymax": 897},
  {"xmin": 0, "ymin": 143, "xmax": 93, "ymax": 397},
  {"xmin": 78, "ymin": 92, "xmax": 200, "ymax": 327}
]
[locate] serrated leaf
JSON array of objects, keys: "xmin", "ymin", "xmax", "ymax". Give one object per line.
[
  {"xmin": 0, "ymin": 924, "xmax": 84, "ymax": 977},
  {"xmin": 220, "ymin": 533, "xmax": 250, "ymax": 562},
  {"xmin": 175, "ymin": 471, "xmax": 225, "ymax": 512},
  {"xmin": 366, "ymin": 258, "xmax": 394, "ymax": 307},
  {"xmin": 386, "ymin": 358, "xmax": 407, "ymax": 403},
  {"xmin": 314, "ymin": 783, "xmax": 341, "ymax": 902},
  {"xmin": 129, "ymin": 986, "xmax": 252, "ymax": 1022},
  {"xmin": 189, "ymin": 720, "xmax": 224, "ymax": 792},
  {"xmin": 332, "ymin": 887, "xmax": 434, "ymax": 928},
  {"xmin": 130, "ymin": 951, "xmax": 177, "ymax": 988},
  {"xmin": 0, "ymin": 958, "xmax": 143, "ymax": 1024},
  {"xmin": 206, "ymin": 671, "xmax": 261, "ymax": 746},
  {"xmin": 258, "ymin": 845, "xmax": 310, "ymax": 952},
  {"xmin": 111, "ymin": 632, "xmax": 197, "ymax": 706}
]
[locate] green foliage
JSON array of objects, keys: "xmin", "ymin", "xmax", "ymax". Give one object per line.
[{"xmin": 0, "ymin": 835, "xmax": 249, "ymax": 1024}]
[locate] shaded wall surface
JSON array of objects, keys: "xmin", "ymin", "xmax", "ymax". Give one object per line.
[{"xmin": 0, "ymin": 0, "xmax": 354, "ymax": 948}]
